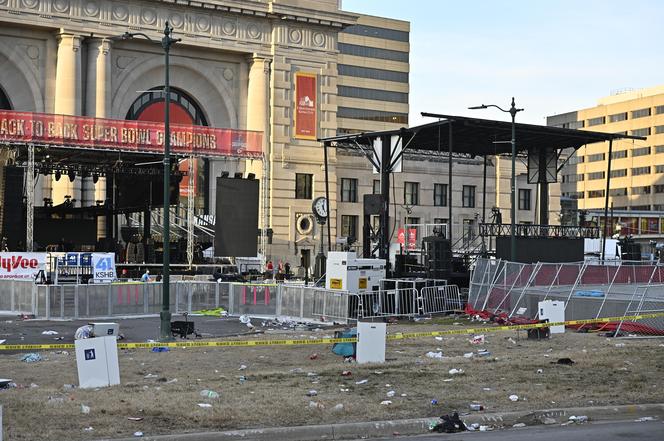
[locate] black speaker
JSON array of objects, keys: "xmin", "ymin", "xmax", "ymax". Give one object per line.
[
  {"xmin": 363, "ymin": 194, "xmax": 383, "ymax": 216},
  {"xmin": 214, "ymin": 177, "xmax": 259, "ymax": 257},
  {"xmin": 2, "ymin": 166, "xmax": 26, "ymax": 250},
  {"xmin": 423, "ymin": 235, "xmax": 452, "ymax": 280}
]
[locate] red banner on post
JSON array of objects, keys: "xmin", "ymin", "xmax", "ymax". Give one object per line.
[
  {"xmin": 294, "ymin": 72, "xmax": 317, "ymax": 140},
  {"xmin": 0, "ymin": 110, "xmax": 263, "ymax": 158},
  {"xmin": 397, "ymin": 228, "xmax": 417, "ymax": 250}
]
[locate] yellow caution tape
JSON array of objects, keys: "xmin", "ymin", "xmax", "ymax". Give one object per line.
[{"xmin": 1, "ymin": 312, "xmax": 663, "ymax": 351}]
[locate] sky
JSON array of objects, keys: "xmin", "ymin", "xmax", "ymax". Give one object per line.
[{"xmin": 342, "ymin": 0, "xmax": 664, "ymax": 126}]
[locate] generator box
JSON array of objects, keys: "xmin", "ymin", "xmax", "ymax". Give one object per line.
[
  {"xmin": 538, "ymin": 300, "xmax": 565, "ymax": 334},
  {"xmin": 89, "ymin": 322, "xmax": 119, "ymax": 338},
  {"xmin": 326, "ymin": 252, "xmax": 386, "ymax": 293}
]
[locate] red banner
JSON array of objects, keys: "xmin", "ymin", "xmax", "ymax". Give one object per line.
[
  {"xmin": 397, "ymin": 228, "xmax": 417, "ymax": 250},
  {"xmin": 294, "ymin": 72, "xmax": 317, "ymax": 140},
  {"xmin": 0, "ymin": 110, "xmax": 263, "ymax": 158}
]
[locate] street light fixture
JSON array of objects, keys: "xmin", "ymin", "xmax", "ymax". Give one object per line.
[
  {"xmin": 118, "ymin": 22, "xmax": 181, "ymax": 341},
  {"xmin": 469, "ymin": 97, "xmax": 524, "ymax": 261}
]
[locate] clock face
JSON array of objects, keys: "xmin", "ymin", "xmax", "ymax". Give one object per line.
[{"xmin": 312, "ymin": 196, "xmax": 328, "ymax": 219}]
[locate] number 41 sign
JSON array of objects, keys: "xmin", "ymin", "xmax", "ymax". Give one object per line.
[{"xmin": 92, "ymin": 253, "xmax": 116, "ymax": 283}]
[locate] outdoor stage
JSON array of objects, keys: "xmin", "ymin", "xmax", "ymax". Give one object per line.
[{"xmin": 0, "ymin": 109, "xmax": 263, "ymax": 265}]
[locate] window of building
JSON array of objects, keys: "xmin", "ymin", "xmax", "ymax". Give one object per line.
[
  {"xmin": 433, "ymin": 184, "xmax": 447, "ymax": 206},
  {"xmin": 611, "ymin": 150, "xmax": 628, "ymax": 159},
  {"xmin": 655, "ymin": 185, "xmax": 664, "ymax": 193},
  {"xmin": 340, "ymin": 215, "xmax": 358, "ymax": 240},
  {"xmin": 338, "ymin": 65, "xmax": 409, "ymax": 83},
  {"xmin": 631, "ymin": 205, "xmax": 651, "ymax": 211},
  {"xmin": 561, "ymin": 120, "xmax": 585, "ymax": 129},
  {"xmin": 373, "ymin": 179, "xmax": 381, "ymax": 194},
  {"xmin": 518, "ymin": 189, "xmax": 531, "ymax": 210},
  {"xmin": 295, "ymin": 173, "xmax": 312, "ymax": 199},
  {"xmin": 337, "ymin": 86, "xmax": 408, "ymax": 104},
  {"xmin": 340, "ymin": 178, "xmax": 358, "ymax": 202},
  {"xmin": 404, "ymin": 182, "xmax": 419, "ymax": 205},
  {"xmin": 609, "ymin": 112, "xmax": 628, "ymax": 123},
  {"xmin": 587, "ymin": 190, "xmax": 605, "ymax": 198},
  {"xmin": 371, "ymin": 215, "xmax": 380, "ymax": 233},
  {"xmin": 587, "ymin": 153, "xmax": 605, "ymax": 162},
  {"xmin": 632, "ymin": 166, "xmax": 651, "ymax": 176},
  {"xmin": 656, "ymin": 165, "xmax": 664, "ymax": 174},
  {"xmin": 632, "ymin": 186, "xmax": 651, "ymax": 195},
  {"xmin": 405, "ymin": 216, "xmax": 420, "ymax": 226},
  {"xmin": 632, "ymin": 146, "xmax": 651, "ymax": 157},
  {"xmin": 563, "ymin": 191, "xmax": 584, "ymax": 199},
  {"xmin": 433, "ymin": 218, "xmax": 448, "ymax": 236},
  {"xmin": 587, "ymin": 171, "xmax": 605, "ymax": 180},
  {"xmin": 337, "ymin": 43, "xmax": 409, "ymax": 63},
  {"xmin": 656, "ymin": 105, "xmax": 664, "ymax": 115},
  {"xmin": 342, "ymin": 24, "xmax": 409, "ymax": 42},
  {"xmin": 655, "ymin": 125, "xmax": 664, "ymax": 135},
  {"xmin": 656, "ymin": 145, "xmax": 664, "ymax": 154},
  {"xmin": 567, "ymin": 154, "xmax": 584, "ymax": 164},
  {"xmin": 587, "ymin": 116, "xmax": 605, "ymax": 126},
  {"xmin": 337, "ymin": 107, "xmax": 408, "ymax": 124},
  {"xmin": 632, "ymin": 108, "xmax": 651, "ymax": 119},
  {"xmin": 631, "ymin": 128, "xmax": 651, "ymax": 137},
  {"xmin": 562, "ymin": 174, "xmax": 584, "ymax": 183},
  {"xmin": 610, "ymin": 169, "xmax": 627, "ymax": 178},
  {"xmin": 462, "ymin": 185, "xmax": 476, "ymax": 208},
  {"xmin": 654, "ymin": 204, "xmax": 664, "ymax": 210},
  {"xmin": 609, "ymin": 188, "xmax": 627, "ymax": 197}
]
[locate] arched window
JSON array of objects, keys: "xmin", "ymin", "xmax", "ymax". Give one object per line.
[
  {"xmin": 125, "ymin": 87, "xmax": 207, "ymax": 126},
  {"xmin": 0, "ymin": 86, "xmax": 11, "ymax": 110},
  {"xmin": 125, "ymin": 87, "xmax": 210, "ymax": 212}
]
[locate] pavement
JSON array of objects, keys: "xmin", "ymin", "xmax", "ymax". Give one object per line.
[
  {"xmin": 0, "ymin": 314, "xmax": 252, "ymax": 347},
  {"xmin": 95, "ymin": 403, "xmax": 664, "ymax": 441}
]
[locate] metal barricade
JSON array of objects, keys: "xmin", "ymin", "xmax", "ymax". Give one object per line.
[{"xmin": 420, "ymin": 285, "xmax": 463, "ymax": 314}]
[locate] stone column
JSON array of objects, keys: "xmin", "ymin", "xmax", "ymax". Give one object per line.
[
  {"xmin": 52, "ymin": 32, "xmax": 82, "ymax": 205},
  {"xmin": 245, "ymin": 55, "xmax": 271, "ymax": 245},
  {"xmin": 85, "ymin": 38, "xmax": 112, "ymax": 211}
]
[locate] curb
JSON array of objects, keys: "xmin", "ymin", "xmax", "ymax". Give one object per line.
[{"xmin": 97, "ymin": 403, "xmax": 664, "ymax": 441}]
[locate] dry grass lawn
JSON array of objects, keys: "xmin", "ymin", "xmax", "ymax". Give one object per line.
[{"xmin": 1, "ymin": 318, "xmax": 663, "ymax": 440}]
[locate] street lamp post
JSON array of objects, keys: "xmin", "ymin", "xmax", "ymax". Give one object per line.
[
  {"xmin": 469, "ymin": 98, "xmax": 523, "ymax": 261},
  {"xmin": 119, "ymin": 22, "xmax": 181, "ymax": 340}
]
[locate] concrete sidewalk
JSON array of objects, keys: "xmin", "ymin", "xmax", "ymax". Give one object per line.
[{"xmin": 97, "ymin": 403, "xmax": 664, "ymax": 441}]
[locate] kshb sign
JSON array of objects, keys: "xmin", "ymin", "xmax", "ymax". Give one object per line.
[
  {"xmin": 0, "ymin": 252, "xmax": 47, "ymax": 280},
  {"xmin": 92, "ymin": 253, "xmax": 116, "ymax": 283}
]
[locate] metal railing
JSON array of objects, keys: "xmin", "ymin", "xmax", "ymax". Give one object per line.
[{"xmin": 479, "ymin": 223, "xmax": 600, "ymax": 238}]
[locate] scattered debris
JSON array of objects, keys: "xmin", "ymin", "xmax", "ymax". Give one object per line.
[
  {"xmin": 306, "ymin": 390, "xmax": 318, "ymax": 397},
  {"xmin": 479, "ymin": 425, "xmax": 493, "ymax": 432},
  {"xmin": 537, "ymin": 369, "xmax": 543, "ymax": 374},
  {"xmin": 386, "ymin": 390, "xmax": 396, "ymax": 397},
  {"xmin": 512, "ymin": 423, "xmax": 526, "ymax": 428},
  {"xmin": 200, "ymin": 390, "xmax": 219, "ymax": 399},
  {"xmin": 543, "ymin": 417, "xmax": 556, "ymax": 425},
  {"xmin": 239, "ymin": 365, "xmax": 247, "ymax": 371},
  {"xmin": 569, "ymin": 415, "xmax": 588, "ymax": 423},
  {"xmin": 75, "ymin": 325, "xmax": 93, "ymax": 340},
  {"xmin": 81, "ymin": 404, "xmax": 91, "ymax": 414},
  {"xmin": 380, "ymin": 400, "xmax": 392, "ymax": 405},
  {"xmin": 426, "ymin": 351, "xmax": 443, "ymax": 359},
  {"xmin": 635, "ymin": 416, "xmax": 656, "ymax": 422},
  {"xmin": 435, "ymin": 336, "xmax": 443, "ymax": 341},
  {"xmin": 309, "ymin": 353, "xmax": 319, "ymax": 360},
  {"xmin": 341, "ymin": 370, "xmax": 352, "ymax": 376},
  {"xmin": 197, "ymin": 403, "xmax": 212, "ymax": 408},
  {"xmin": 63, "ymin": 384, "xmax": 76, "ymax": 390},
  {"xmin": 128, "ymin": 417, "xmax": 144, "ymax": 422},
  {"xmin": 133, "ymin": 432, "xmax": 144, "ymax": 437},
  {"xmin": 143, "ymin": 374, "xmax": 158, "ymax": 379},
  {"xmin": 430, "ymin": 412, "xmax": 467, "ymax": 433},
  {"xmin": 470, "ymin": 335, "xmax": 485, "ymax": 345},
  {"xmin": 355, "ymin": 379, "xmax": 368, "ymax": 385},
  {"xmin": 463, "ymin": 352, "xmax": 474, "ymax": 358},
  {"xmin": 509, "ymin": 394, "xmax": 519, "ymax": 402},
  {"xmin": 469, "ymin": 404, "xmax": 484, "ymax": 411},
  {"xmin": 431, "ymin": 399, "xmax": 438, "ymax": 405},
  {"xmin": 333, "ymin": 404, "xmax": 344, "ymax": 411},
  {"xmin": 553, "ymin": 358, "xmax": 575, "ymax": 365},
  {"xmin": 239, "ymin": 315, "xmax": 254, "ymax": 329},
  {"xmin": 615, "ymin": 343, "xmax": 625, "ymax": 348},
  {"xmin": 0, "ymin": 379, "xmax": 12, "ymax": 389},
  {"xmin": 151, "ymin": 347, "xmax": 169, "ymax": 352},
  {"xmin": 508, "ymin": 338, "xmax": 517, "ymax": 345},
  {"xmin": 20, "ymin": 353, "xmax": 42, "ymax": 363},
  {"xmin": 448, "ymin": 368, "xmax": 464, "ymax": 375},
  {"xmin": 42, "ymin": 330, "xmax": 59, "ymax": 335},
  {"xmin": 477, "ymin": 349, "xmax": 491, "ymax": 356},
  {"xmin": 83, "ymin": 427, "xmax": 94, "ymax": 432},
  {"xmin": 308, "ymin": 401, "xmax": 324, "ymax": 410}
]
